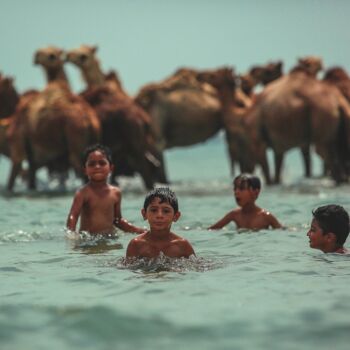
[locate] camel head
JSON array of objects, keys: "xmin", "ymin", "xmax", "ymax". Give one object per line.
[
  {"xmin": 34, "ymin": 47, "xmax": 65, "ymax": 69},
  {"xmin": 65, "ymin": 45, "xmax": 99, "ymax": 69},
  {"xmin": 196, "ymin": 67, "xmax": 237, "ymax": 91},
  {"xmin": 293, "ymin": 56, "xmax": 323, "ymax": 77},
  {"xmin": 323, "ymin": 67, "xmax": 349, "ymax": 83},
  {"xmin": 239, "ymin": 73, "xmax": 256, "ymax": 96},
  {"xmin": 134, "ymin": 84, "xmax": 160, "ymax": 111},
  {"xmin": 249, "ymin": 61, "xmax": 283, "ymax": 86},
  {"xmin": 0, "ymin": 74, "xmax": 19, "ymax": 118}
]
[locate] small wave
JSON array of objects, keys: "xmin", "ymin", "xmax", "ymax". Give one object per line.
[
  {"xmin": 65, "ymin": 231, "xmax": 123, "ymax": 254},
  {"xmin": 0, "ymin": 230, "xmax": 56, "ymax": 243},
  {"xmin": 116, "ymin": 253, "xmax": 223, "ymax": 273}
]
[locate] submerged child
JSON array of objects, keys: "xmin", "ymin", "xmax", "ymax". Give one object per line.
[
  {"xmin": 208, "ymin": 174, "xmax": 282, "ymax": 230},
  {"xmin": 126, "ymin": 187, "xmax": 195, "ymax": 259},
  {"xmin": 66, "ymin": 144, "xmax": 145, "ymax": 236},
  {"xmin": 307, "ymin": 204, "xmax": 349, "ymax": 254}
]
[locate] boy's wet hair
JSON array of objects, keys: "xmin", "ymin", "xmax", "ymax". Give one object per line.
[
  {"xmin": 233, "ymin": 173, "xmax": 261, "ymax": 190},
  {"xmin": 143, "ymin": 187, "xmax": 179, "ymax": 213},
  {"xmin": 312, "ymin": 204, "xmax": 350, "ymax": 246},
  {"xmin": 83, "ymin": 144, "xmax": 113, "ymax": 165}
]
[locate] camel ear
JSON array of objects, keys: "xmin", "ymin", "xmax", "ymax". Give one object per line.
[
  {"xmin": 91, "ymin": 45, "xmax": 98, "ymax": 54},
  {"xmin": 58, "ymin": 49, "xmax": 65, "ymax": 60}
]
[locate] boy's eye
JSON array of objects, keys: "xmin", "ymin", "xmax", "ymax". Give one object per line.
[{"xmin": 86, "ymin": 160, "xmax": 108, "ymax": 167}]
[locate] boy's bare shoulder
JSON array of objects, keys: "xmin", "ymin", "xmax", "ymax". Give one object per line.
[
  {"xmin": 259, "ymin": 208, "xmax": 282, "ymax": 228},
  {"xmin": 230, "ymin": 208, "xmax": 241, "ymax": 217},
  {"xmin": 107, "ymin": 184, "xmax": 122, "ymax": 198}
]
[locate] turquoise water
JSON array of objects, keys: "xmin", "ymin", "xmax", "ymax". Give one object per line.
[
  {"xmin": 2, "ymin": 1, "xmax": 350, "ymax": 349},
  {"xmin": 1, "ymin": 140, "xmax": 350, "ymax": 350}
]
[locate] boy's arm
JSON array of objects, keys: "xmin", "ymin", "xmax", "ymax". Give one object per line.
[
  {"xmin": 182, "ymin": 239, "xmax": 196, "ymax": 257},
  {"xmin": 126, "ymin": 238, "xmax": 139, "ymax": 258},
  {"xmin": 268, "ymin": 213, "xmax": 283, "ymax": 229},
  {"xmin": 208, "ymin": 211, "xmax": 235, "ymax": 230},
  {"xmin": 114, "ymin": 191, "xmax": 145, "ymax": 234},
  {"xmin": 66, "ymin": 190, "xmax": 84, "ymax": 232}
]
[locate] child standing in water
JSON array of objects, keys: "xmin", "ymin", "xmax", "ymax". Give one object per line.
[
  {"xmin": 126, "ymin": 187, "xmax": 195, "ymax": 258},
  {"xmin": 307, "ymin": 204, "xmax": 349, "ymax": 254},
  {"xmin": 66, "ymin": 144, "xmax": 145, "ymax": 236},
  {"xmin": 208, "ymin": 174, "xmax": 282, "ymax": 230}
]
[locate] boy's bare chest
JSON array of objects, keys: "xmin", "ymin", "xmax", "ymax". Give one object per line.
[
  {"xmin": 139, "ymin": 240, "xmax": 181, "ymax": 258},
  {"xmin": 236, "ymin": 212, "xmax": 269, "ymax": 229},
  {"xmin": 83, "ymin": 193, "xmax": 115, "ymax": 212}
]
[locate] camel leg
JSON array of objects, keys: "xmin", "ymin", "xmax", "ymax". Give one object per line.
[
  {"xmin": 7, "ymin": 162, "xmax": 22, "ymax": 191},
  {"xmin": 274, "ymin": 152, "xmax": 284, "ymax": 184},
  {"xmin": 146, "ymin": 152, "xmax": 169, "ymax": 184},
  {"xmin": 301, "ymin": 145, "xmax": 311, "ymax": 178},
  {"xmin": 254, "ymin": 146, "xmax": 271, "ymax": 185},
  {"xmin": 28, "ymin": 164, "xmax": 37, "ymax": 190}
]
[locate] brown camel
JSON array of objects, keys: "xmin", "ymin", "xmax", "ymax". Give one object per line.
[
  {"xmin": 323, "ymin": 67, "xmax": 350, "ymax": 102},
  {"xmin": 247, "ymin": 69, "xmax": 350, "ymax": 184},
  {"xmin": 0, "ymin": 73, "xmax": 19, "ymax": 119},
  {"xmin": 197, "ymin": 63, "xmax": 350, "ymax": 185},
  {"xmin": 7, "ymin": 46, "xmax": 101, "ymax": 191},
  {"xmin": 66, "ymin": 45, "xmax": 165, "ymax": 189},
  {"xmin": 248, "ymin": 60, "xmax": 284, "ymax": 88},
  {"xmin": 195, "ymin": 67, "xmax": 262, "ymax": 176}
]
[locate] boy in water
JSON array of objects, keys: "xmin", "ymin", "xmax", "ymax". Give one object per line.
[
  {"xmin": 126, "ymin": 187, "xmax": 195, "ymax": 258},
  {"xmin": 208, "ymin": 174, "xmax": 282, "ymax": 230},
  {"xmin": 66, "ymin": 144, "xmax": 145, "ymax": 236},
  {"xmin": 307, "ymin": 204, "xmax": 349, "ymax": 254}
]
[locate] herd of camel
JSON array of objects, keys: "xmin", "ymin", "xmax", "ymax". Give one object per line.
[{"xmin": 0, "ymin": 45, "xmax": 350, "ymax": 191}]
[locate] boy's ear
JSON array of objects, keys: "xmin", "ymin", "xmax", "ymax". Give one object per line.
[
  {"xmin": 110, "ymin": 164, "xmax": 114, "ymax": 173},
  {"xmin": 253, "ymin": 188, "xmax": 260, "ymax": 199},
  {"xmin": 326, "ymin": 232, "xmax": 337, "ymax": 243},
  {"xmin": 173, "ymin": 211, "xmax": 181, "ymax": 222},
  {"xmin": 141, "ymin": 208, "xmax": 147, "ymax": 220}
]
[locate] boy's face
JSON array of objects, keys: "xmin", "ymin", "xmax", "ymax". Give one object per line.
[
  {"xmin": 233, "ymin": 179, "xmax": 259, "ymax": 207},
  {"xmin": 307, "ymin": 218, "xmax": 330, "ymax": 251},
  {"xmin": 142, "ymin": 197, "xmax": 180, "ymax": 232},
  {"xmin": 84, "ymin": 150, "xmax": 113, "ymax": 182}
]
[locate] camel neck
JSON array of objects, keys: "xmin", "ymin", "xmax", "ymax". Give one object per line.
[
  {"xmin": 45, "ymin": 67, "xmax": 69, "ymax": 85},
  {"xmin": 81, "ymin": 60, "xmax": 105, "ymax": 88},
  {"xmin": 217, "ymin": 85, "xmax": 236, "ymax": 112}
]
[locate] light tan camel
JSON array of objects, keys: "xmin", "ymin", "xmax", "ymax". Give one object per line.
[
  {"xmin": 66, "ymin": 45, "xmax": 165, "ymax": 189},
  {"xmin": 7, "ymin": 47, "xmax": 101, "ymax": 191},
  {"xmin": 135, "ymin": 67, "xmax": 223, "ymax": 149}
]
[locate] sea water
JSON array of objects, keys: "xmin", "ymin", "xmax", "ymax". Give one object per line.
[{"xmin": 0, "ymin": 137, "xmax": 350, "ymax": 350}]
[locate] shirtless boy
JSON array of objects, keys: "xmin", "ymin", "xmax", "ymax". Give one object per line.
[
  {"xmin": 66, "ymin": 144, "xmax": 145, "ymax": 236},
  {"xmin": 126, "ymin": 187, "xmax": 195, "ymax": 259},
  {"xmin": 208, "ymin": 174, "xmax": 282, "ymax": 230},
  {"xmin": 307, "ymin": 204, "xmax": 349, "ymax": 254}
]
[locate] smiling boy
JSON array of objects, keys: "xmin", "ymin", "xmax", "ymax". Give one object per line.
[
  {"xmin": 126, "ymin": 187, "xmax": 195, "ymax": 259},
  {"xmin": 208, "ymin": 174, "xmax": 282, "ymax": 230},
  {"xmin": 66, "ymin": 144, "xmax": 145, "ymax": 236},
  {"xmin": 307, "ymin": 204, "xmax": 349, "ymax": 253}
]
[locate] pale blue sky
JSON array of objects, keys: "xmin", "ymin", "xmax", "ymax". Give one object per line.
[{"xmin": 1, "ymin": 0, "xmax": 349, "ymax": 94}]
